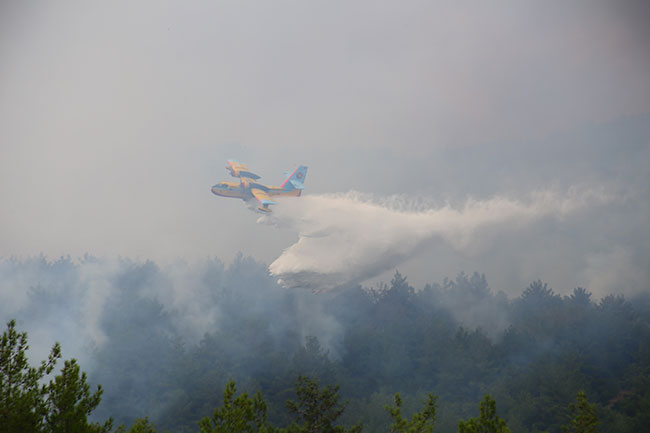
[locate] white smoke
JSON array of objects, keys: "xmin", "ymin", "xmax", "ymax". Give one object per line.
[{"xmin": 264, "ymin": 189, "xmax": 607, "ymax": 290}]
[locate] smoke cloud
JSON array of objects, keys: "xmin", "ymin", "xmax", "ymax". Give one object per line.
[{"xmin": 265, "ymin": 189, "xmax": 607, "ymax": 290}]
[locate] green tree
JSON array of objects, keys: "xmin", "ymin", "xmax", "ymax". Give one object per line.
[
  {"xmin": 199, "ymin": 380, "xmax": 271, "ymax": 433},
  {"xmin": 0, "ymin": 319, "xmax": 60, "ymax": 433},
  {"xmin": 458, "ymin": 395, "xmax": 510, "ymax": 433},
  {"xmin": 385, "ymin": 392, "xmax": 437, "ymax": 433},
  {"xmin": 0, "ymin": 320, "xmax": 111, "ymax": 433},
  {"xmin": 286, "ymin": 376, "xmax": 361, "ymax": 433},
  {"xmin": 45, "ymin": 359, "xmax": 112, "ymax": 433},
  {"xmin": 562, "ymin": 391, "xmax": 598, "ymax": 433},
  {"xmin": 115, "ymin": 417, "xmax": 158, "ymax": 433}
]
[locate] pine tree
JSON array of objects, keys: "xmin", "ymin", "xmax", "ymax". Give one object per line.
[
  {"xmin": 199, "ymin": 380, "xmax": 271, "ymax": 433},
  {"xmin": 45, "ymin": 359, "xmax": 110, "ymax": 433},
  {"xmin": 0, "ymin": 320, "xmax": 111, "ymax": 433},
  {"xmin": 0, "ymin": 319, "xmax": 59, "ymax": 433},
  {"xmin": 386, "ymin": 392, "xmax": 437, "ymax": 433},
  {"xmin": 286, "ymin": 376, "xmax": 362, "ymax": 433},
  {"xmin": 458, "ymin": 395, "xmax": 510, "ymax": 433},
  {"xmin": 562, "ymin": 391, "xmax": 598, "ymax": 433},
  {"xmin": 115, "ymin": 417, "xmax": 158, "ymax": 433}
]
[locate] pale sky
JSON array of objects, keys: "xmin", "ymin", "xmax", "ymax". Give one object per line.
[{"xmin": 1, "ymin": 0, "xmax": 649, "ymax": 295}]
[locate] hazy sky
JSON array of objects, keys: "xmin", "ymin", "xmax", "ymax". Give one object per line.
[{"xmin": 1, "ymin": 0, "xmax": 649, "ymax": 295}]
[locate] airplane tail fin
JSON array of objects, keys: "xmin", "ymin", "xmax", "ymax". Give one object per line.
[{"xmin": 281, "ymin": 165, "xmax": 308, "ymax": 191}]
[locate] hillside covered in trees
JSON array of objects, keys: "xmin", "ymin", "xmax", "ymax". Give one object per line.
[{"xmin": 1, "ymin": 255, "xmax": 649, "ymax": 432}]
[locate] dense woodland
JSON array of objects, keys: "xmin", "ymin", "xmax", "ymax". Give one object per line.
[{"xmin": 1, "ymin": 255, "xmax": 649, "ymax": 432}]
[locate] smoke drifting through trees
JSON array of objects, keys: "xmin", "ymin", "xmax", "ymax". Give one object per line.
[
  {"xmin": 0, "ymin": 255, "xmax": 341, "ymax": 366},
  {"xmin": 1, "ymin": 255, "xmax": 649, "ymax": 432},
  {"xmin": 0, "ymin": 182, "xmax": 643, "ymax": 431}
]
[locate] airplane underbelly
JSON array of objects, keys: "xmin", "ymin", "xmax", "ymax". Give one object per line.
[
  {"xmin": 227, "ymin": 190, "xmax": 245, "ymax": 198},
  {"xmin": 212, "ymin": 189, "xmax": 245, "ymax": 199}
]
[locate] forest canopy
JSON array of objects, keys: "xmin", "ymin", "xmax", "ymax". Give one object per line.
[{"xmin": 1, "ymin": 255, "xmax": 649, "ymax": 432}]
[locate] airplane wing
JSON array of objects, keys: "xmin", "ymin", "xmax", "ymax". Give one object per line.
[
  {"xmin": 227, "ymin": 159, "xmax": 261, "ymax": 180},
  {"xmin": 227, "ymin": 159, "xmax": 249, "ymax": 172},
  {"xmin": 251, "ymin": 188, "xmax": 277, "ymax": 206}
]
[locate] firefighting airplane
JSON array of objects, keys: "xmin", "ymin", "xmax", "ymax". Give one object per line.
[{"xmin": 211, "ymin": 159, "xmax": 308, "ymax": 212}]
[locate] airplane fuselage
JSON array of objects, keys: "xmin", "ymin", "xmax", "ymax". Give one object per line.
[
  {"xmin": 211, "ymin": 161, "xmax": 307, "ymax": 212},
  {"xmin": 210, "ymin": 181, "xmax": 249, "ymax": 199},
  {"xmin": 210, "ymin": 181, "xmax": 301, "ymax": 200}
]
